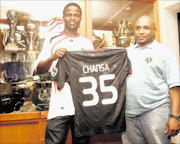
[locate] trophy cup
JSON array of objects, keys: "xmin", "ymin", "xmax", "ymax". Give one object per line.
[
  {"xmin": 113, "ymin": 20, "xmax": 133, "ymax": 48},
  {"xmin": 25, "ymin": 21, "xmax": 39, "ymax": 51},
  {"xmin": 92, "ymin": 31, "xmax": 107, "ymax": 50},
  {"xmin": 5, "ymin": 10, "xmax": 19, "ymax": 50}
]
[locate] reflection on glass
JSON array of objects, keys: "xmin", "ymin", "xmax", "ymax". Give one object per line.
[{"xmin": 92, "ymin": 1, "xmax": 154, "ymax": 49}]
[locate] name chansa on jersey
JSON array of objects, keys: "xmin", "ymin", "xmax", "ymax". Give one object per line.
[{"xmin": 82, "ymin": 63, "xmax": 110, "ymax": 74}]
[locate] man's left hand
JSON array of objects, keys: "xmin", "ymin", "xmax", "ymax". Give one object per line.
[{"xmin": 165, "ymin": 117, "xmax": 180, "ymax": 137}]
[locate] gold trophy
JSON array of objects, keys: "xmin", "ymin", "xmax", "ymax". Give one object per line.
[{"xmin": 113, "ymin": 20, "xmax": 133, "ymax": 48}]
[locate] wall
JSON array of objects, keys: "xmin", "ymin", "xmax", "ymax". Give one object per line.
[
  {"xmin": 158, "ymin": 0, "xmax": 180, "ymax": 64},
  {"xmin": 158, "ymin": 1, "xmax": 180, "ymax": 143}
]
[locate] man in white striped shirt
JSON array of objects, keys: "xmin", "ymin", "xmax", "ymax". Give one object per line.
[{"xmin": 34, "ymin": 3, "xmax": 94, "ymax": 144}]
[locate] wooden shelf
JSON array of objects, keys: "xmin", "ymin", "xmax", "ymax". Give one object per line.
[
  {"xmin": 0, "ymin": 111, "xmax": 48, "ymax": 144},
  {"xmin": 0, "ymin": 111, "xmax": 73, "ymax": 144}
]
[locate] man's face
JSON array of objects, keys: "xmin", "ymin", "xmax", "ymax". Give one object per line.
[
  {"xmin": 63, "ymin": 6, "xmax": 81, "ymax": 31},
  {"xmin": 134, "ymin": 16, "xmax": 155, "ymax": 47}
]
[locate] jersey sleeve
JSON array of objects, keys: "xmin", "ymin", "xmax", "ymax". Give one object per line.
[
  {"xmin": 121, "ymin": 50, "xmax": 132, "ymax": 75},
  {"xmin": 127, "ymin": 56, "xmax": 132, "ymax": 75},
  {"xmin": 51, "ymin": 58, "xmax": 67, "ymax": 89}
]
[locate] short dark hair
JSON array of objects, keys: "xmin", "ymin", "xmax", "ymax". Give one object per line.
[{"xmin": 63, "ymin": 2, "xmax": 82, "ymax": 16}]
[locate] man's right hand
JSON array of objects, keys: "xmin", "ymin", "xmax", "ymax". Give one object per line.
[
  {"xmin": 36, "ymin": 48, "xmax": 68, "ymax": 74},
  {"xmin": 50, "ymin": 48, "xmax": 68, "ymax": 61}
]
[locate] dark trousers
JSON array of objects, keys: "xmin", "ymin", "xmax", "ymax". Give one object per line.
[{"xmin": 45, "ymin": 115, "xmax": 90, "ymax": 144}]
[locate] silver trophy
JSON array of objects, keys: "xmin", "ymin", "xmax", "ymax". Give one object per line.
[
  {"xmin": 6, "ymin": 10, "xmax": 19, "ymax": 44},
  {"xmin": 4, "ymin": 10, "xmax": 19, "ymax": 50},
  {"xmin": 25, "ymin": 21, "xmax": 39, "ymax": 51}
]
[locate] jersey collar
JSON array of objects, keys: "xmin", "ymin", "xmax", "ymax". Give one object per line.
[
  {"xmin": 60, "ymin": 31, "xmax": 80, "ymax": 38},
  {"xmin": 134, "ymin": 40, "xmax": 156, "ymax": 49}
]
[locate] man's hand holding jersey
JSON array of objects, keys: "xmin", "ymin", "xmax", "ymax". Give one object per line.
[
  {"xmin": 37, "ymin": 48, "xmax": 67, "ymax": 74},
  {"xmin": 50, "ymin": 48, "xmax": 68, "ymax": 61}
]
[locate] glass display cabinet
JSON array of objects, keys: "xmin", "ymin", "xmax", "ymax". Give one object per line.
[
  {"xmin": 91, "ymin": 0, "xmax": 159, "ymax": 49},
  {"xmin": 0, "ymin": 1, "xmax": 75, "ymax": 114}
]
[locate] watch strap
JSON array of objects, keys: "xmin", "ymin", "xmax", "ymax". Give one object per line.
[{"xmin": 169, "ymin": 114, "xmax": 180, "ymax": 121}]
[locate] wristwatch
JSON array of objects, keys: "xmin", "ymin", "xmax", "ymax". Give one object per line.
[{"xmin": 169, "ymin": 114, "xmax": 180, "ymax": 121}]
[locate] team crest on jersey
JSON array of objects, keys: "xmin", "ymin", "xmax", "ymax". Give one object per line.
[{"xmin": 51, "ymin": 66, "xmax": 58, "ymax": 77}]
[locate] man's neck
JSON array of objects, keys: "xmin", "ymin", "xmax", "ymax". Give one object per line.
[
  {"xmin": 138, "ymin": 39, "xmax": 154, "ymax": 47},
  {"xmin": 63, "ymin": 29, "xmax": 79, "ymax": 37}
]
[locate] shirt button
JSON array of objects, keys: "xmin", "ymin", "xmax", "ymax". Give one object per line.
[{"xmin": 60, "ymin": 106, "xmax": 64, "ymax": 110}]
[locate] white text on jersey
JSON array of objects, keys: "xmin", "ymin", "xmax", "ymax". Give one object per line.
[{"xmin": 82, "ymin": 64, "xmax": 110, "ymax": 74}]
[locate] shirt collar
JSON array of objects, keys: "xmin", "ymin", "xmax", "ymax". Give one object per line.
[{"xmin": 134, "ymin": 40, "xmax": 156, "ymax": 49}]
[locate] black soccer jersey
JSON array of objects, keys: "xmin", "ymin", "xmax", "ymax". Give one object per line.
[{"xmin": 51, "ymin": 48, "xmax": 131, "ymax": 137}]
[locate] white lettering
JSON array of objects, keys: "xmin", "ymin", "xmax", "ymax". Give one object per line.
[
  {"xmin": 105, "ymin": 64, "xmax": 110, "ymax": 72},
  {"xmin": 83, "ymin": 66, "xmax": 88, "ymax": 73},
  {"xmin": 82, "ymin": 64, "xmax": 110, "ymax": 73}
]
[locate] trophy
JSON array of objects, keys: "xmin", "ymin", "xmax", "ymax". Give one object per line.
[
  {"xmin": 92, "ymin": 32, "xmax": 107, "ymax": 49},
  {"xmin": 7, "ymin": 10, "xmax": 19, "ymax": 43},
  {"xmin": 5, "ymin": 10, "xmax": 19, "ymax": 50},
  {"xmin": 25, "ymin": 21, "xmax": 39, "ymax": 51},
  {"xmin": 32, "ymin": 82, "xmax": 51, "ymax": 110},
  {"xmin": 113, "ymin": 20, "xmax": 133, "ymax": 48}
]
